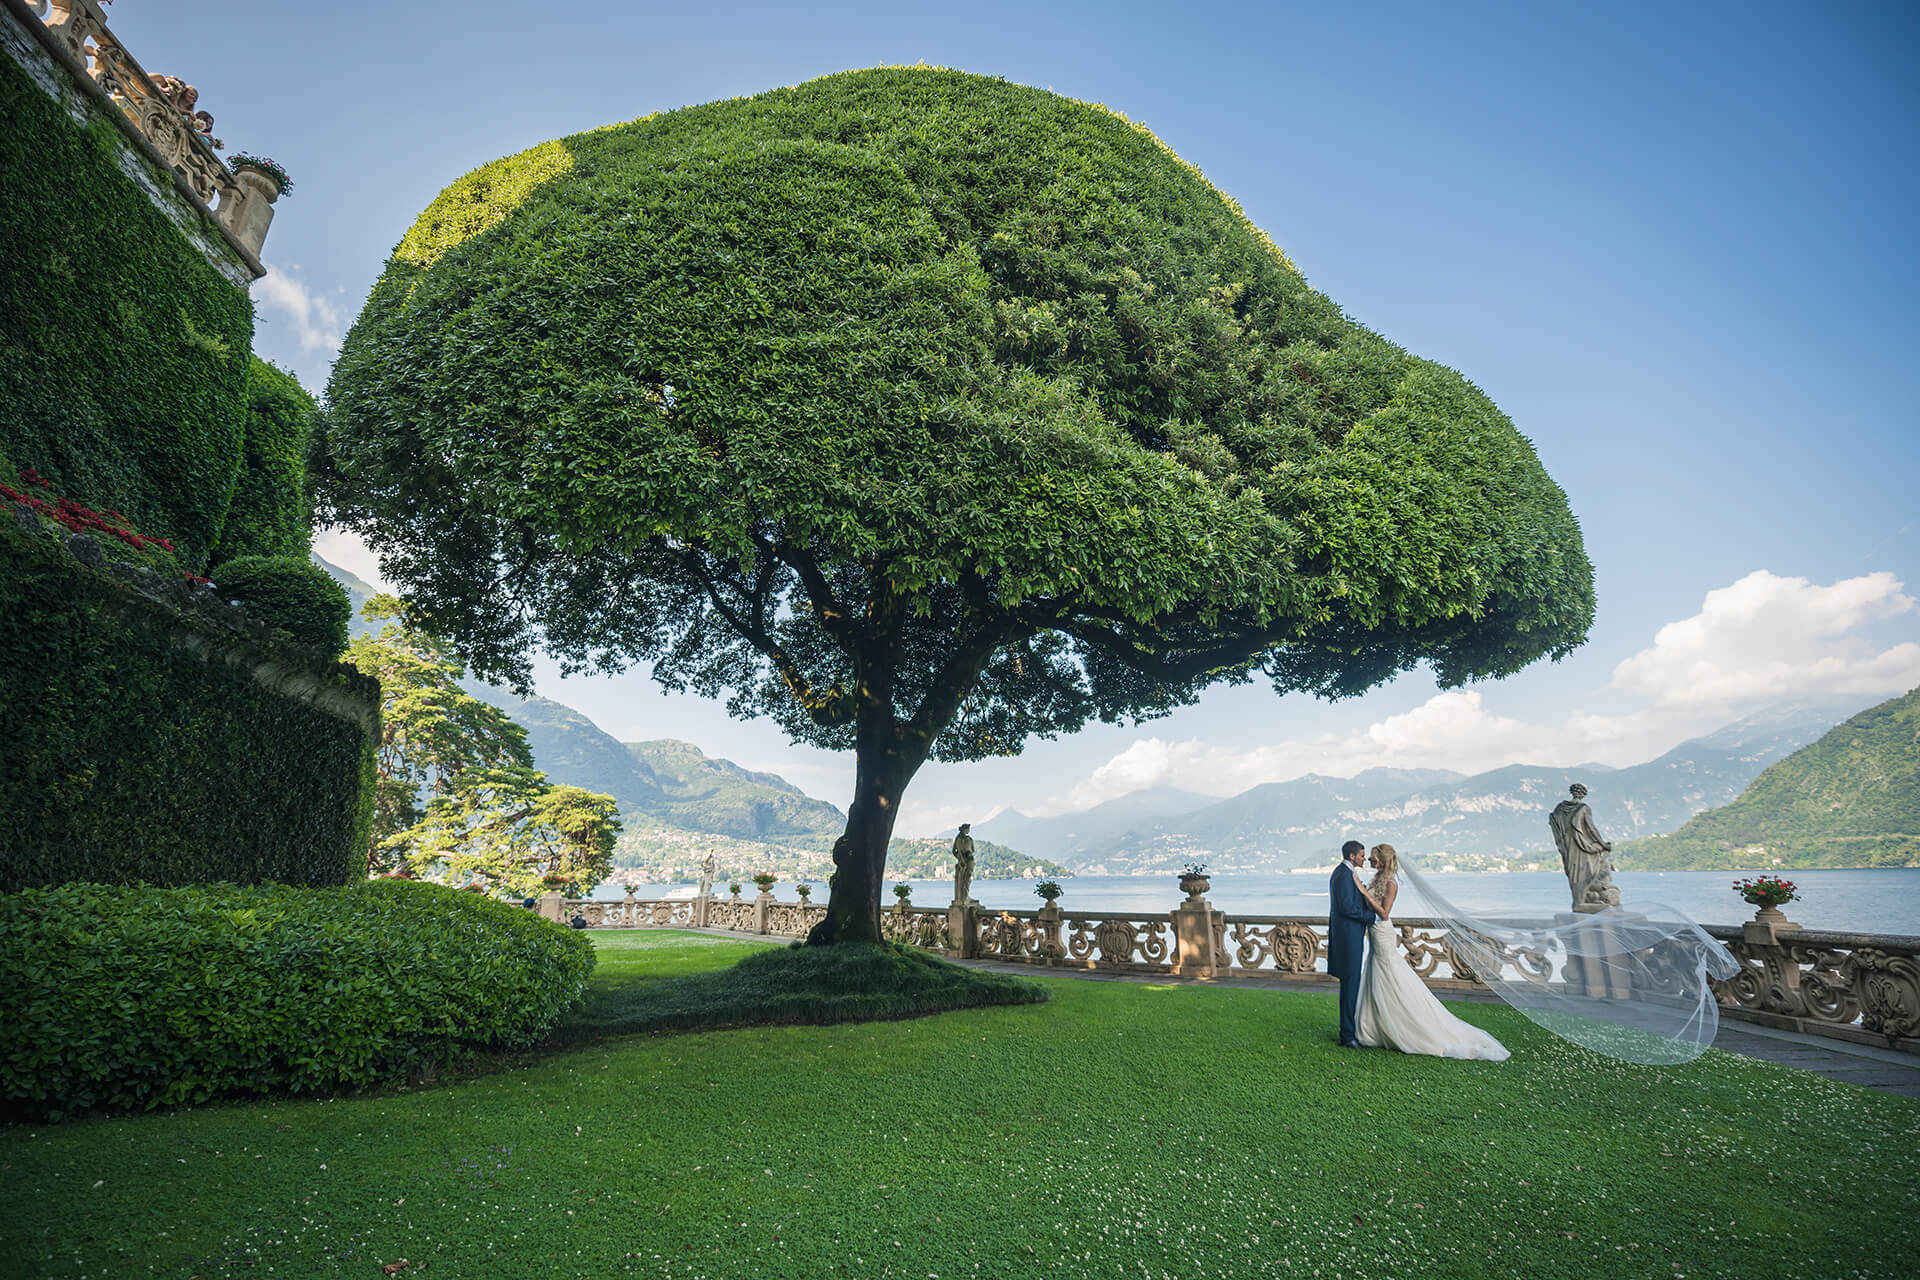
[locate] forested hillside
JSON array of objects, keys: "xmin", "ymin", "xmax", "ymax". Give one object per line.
[{"xmin": 1621, "ymin": 687, "xmax": 1919, "ymax": 869}]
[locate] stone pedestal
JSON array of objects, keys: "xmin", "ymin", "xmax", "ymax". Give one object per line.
[
  {"xmin": 1557, "ymin": 910, "xmax": 1638, "ymax": 999},
  {"xmin": 227, "ymin": 166, "xmax": 280, "ymax": 259},
  {"xmin": 1035, "ymin": 900, "xmax": 1066, "ymax": 961},
  {"xmin": 694, "ymin": 893, "xmax": 711, "ymax": 929},
  {"xmin": 754, "ymin": 890, "xmax": 774, "ymax": 934},
  {"xmin": 948, "ymin": 900, "xmax": 980, "ymax": 959},
  {"xmin": 538, "ymin": 891, "xmax": 566, "ymax": 922},
  {"xmin": 1171, "ymin": 895, "xmax": 1224, "ymax": 978},
  {"xmin": 1743, "ymin": 906, "xmax": 1802, "ymax": 945}
]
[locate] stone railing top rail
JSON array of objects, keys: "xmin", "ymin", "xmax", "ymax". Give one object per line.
[
  {"xmin": 13, "ymin": 0, "xmax": 276, "ymax": 271},
  {"xmin": 1703, "ymin": 924, "xmax": 1920, "ymax": 949}
]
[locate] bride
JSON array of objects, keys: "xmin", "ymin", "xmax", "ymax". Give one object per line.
[{"xmin": 1355, "ymin": 844, "xmax": 1509, "ymax": 1061}]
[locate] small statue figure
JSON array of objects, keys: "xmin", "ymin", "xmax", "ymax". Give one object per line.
[
  {"xmin": 951, "ymin": 823, "xmax": 976, "ymax": 905},
  {"xmin": 148, "ymin": 75, "xmax": 220, "ymax": 147},
  {"xmin": 697, "ymin": 853, "xmax": 716, "ymax": 898},
  {"xmin": 1549, "ymin": 783, "xmax": 1621, "ymax": 912}
]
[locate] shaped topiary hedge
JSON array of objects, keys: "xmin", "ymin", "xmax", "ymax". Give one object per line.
[
  {"xmin": 210, "ymin": 358, "xmax": 321, "ymax": 564},
  {"xmin": 0, "ymin": 880, "xmax": 596, "ymax": 1120},
  {"xmin": 212, "ymin": 553, "xmax": 352, "ymax": 657},
  {"xmin": 324, "ymin": 67, "xmax": 1597, "ymax": 946}
]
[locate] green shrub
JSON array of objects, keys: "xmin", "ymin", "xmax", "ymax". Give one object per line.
[
  {"xmin": 212, "ymin": 553, "xmax": 351, "ymax": 657},
  {"xmin": 0, "ymin": 518, "xmax": 375, "ymax": 891},
  {"xmin": 210, "ymin": 358, "xmax": 319, "ymax": 563},
  {"xmin": 0, "ymin": 880, "xmax": 595, "ymax": 1120},
  {"xmin": 0, "ymin": 54, "xmax": 251, "ymax": 568}
]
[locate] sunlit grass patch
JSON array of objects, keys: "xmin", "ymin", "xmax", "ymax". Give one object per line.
[{"xmin": 3, "ymin": 931, "xmax": 1914, "ymax": 1278}]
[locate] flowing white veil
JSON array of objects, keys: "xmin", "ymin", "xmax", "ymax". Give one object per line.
[{"xmin": 1392, "ymin": 853, "xmax": 1741, "ymax": 1065}]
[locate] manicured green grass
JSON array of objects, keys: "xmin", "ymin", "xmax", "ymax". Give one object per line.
[
  {"xmin": 3, "ymin": 930, "xmax": 1915, "ymax": 1278},
  {"xmin": 545, "ymin": 932, "xmax": 1047, "ymax": 1047}
]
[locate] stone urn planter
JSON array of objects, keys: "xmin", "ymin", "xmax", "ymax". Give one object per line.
[
  {"xmin": 1178, "ymin": 873, "xmax": 1211, "ymax": 900},
  {"xmin": 795, "ymin": 885, "xmax": 812, "ymax": 902},
  {"xmin": 1750, "ymin": 904, "xmax": 1802, "ymax": 932}
]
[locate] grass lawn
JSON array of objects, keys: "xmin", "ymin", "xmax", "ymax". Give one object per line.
[{"xmin": 2, "ymin": 930, "xmax": 1915, "ymax": 1279}]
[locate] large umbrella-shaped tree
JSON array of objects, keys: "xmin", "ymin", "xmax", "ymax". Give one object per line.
[{"xmin": 323, "ymin": 68, "xmax": 1595, "ymax": 945}]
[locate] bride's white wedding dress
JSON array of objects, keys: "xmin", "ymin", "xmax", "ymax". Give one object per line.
[{"xmin": 1356, "ymin": 876, "xmax": 1509, "ymax": 1062}]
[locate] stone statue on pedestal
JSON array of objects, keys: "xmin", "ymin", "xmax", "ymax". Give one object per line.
[
  {"xmin": 951, "ymin": 823, "xmax": 976, "ymax": 905},
  {"xmin": 1549, "ymin": 783, "xmax": 1621, "ymax": 912},
  {"xmin": 697, "ymin": 853, "xmax": 716, "ymax": 898}
]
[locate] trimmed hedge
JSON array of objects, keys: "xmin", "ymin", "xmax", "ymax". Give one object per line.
[
  {"xmin": 0, "ymin": 880, "xmax": 596, "ymax": 1119},
  {"xmin": 0, "ymin": 52, "xmax": 252, "ymax": 569},
  {"xmin": 211, "ymin": 553, "xmax": 352, "ymax": 657},
  {"xmin": 0, "ymin": 517, "xmax": 375, "ymax": 891},
  {"xmin": 210, "ymin": 358, "xmax": 320, "ymax": 564}
]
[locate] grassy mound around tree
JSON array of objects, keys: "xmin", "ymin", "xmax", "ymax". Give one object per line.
[
  {"xmin": 0, "ymin": 881, "xmax": 594, "ymax": 1121},
  {"xmin": 546, "ymin": 931, "xmax": 1046, "ymax": 1044}
]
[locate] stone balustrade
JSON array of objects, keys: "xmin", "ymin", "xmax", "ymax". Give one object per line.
[
  {"xmin": 11, "ymin": 0, "xmax": 276, "ymax": 272},
  {"xmin": 555, "ymin": 889, "xmax": 1920, "ymax": 1054}
]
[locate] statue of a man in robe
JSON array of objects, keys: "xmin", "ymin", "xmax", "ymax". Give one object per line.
[
  {"xmin": 1549, "ymin": 783, "xmax": 1621, "ymax": 912},
  {"xmin": 951, "ymin": 823, "xmax": 976, "ymax": 905},
  {"xmin": 697, "ymin": 853, "xmax": 716, "ymax": 898}
]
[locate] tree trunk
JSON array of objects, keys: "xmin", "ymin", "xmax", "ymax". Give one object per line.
[{"xmin": 807, "ymin": 707, "xmax": 919, "ymax": 946}]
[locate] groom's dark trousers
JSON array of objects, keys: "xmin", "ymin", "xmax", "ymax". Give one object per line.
[{"xmin": 1328, "ymin": 862, "xmax": 1379, "ymax": 1045}]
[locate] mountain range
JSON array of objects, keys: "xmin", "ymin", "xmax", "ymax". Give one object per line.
[
  {"xmin": 1620, "ymin": 686, "xmax": 1920, "ymax": 869},
  {"xmin": 970, "ymin": 698, "xmax": 1876, "ymax": 873}
]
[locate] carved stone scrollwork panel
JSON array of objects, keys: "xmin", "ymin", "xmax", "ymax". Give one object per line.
[
  {"xmin": 1137, "ymin": 920, "xmax": 1170, "ymax": 966},
  {"xmin": 1396, "ymin": 926, "xmax": 1452, "ymax": 980},
  {"xmin": 1230, "ymin": 921, "xmax": 1271, "ymax": 970},
  {"xmin": 1847, "ymin": 949, "xmax": 1920, "ymax": 1038},
  {"xmin": 1091, "ymin": 917, "xmax": 1136, "ymax": 966}
]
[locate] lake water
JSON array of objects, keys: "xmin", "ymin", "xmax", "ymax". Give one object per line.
[{"xmin": 597, "ymin": 867, "xmax": 1920, "ymax": 936}]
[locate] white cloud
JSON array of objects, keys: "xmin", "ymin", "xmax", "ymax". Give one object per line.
[
  {"xmin": 251, "ymin": 263, "xmax": 344, "ymax": 355},
  {"xmin": 1061, "ymin": 691, "xmax": 1566, "ymax": 811},
  {"xmin": 1056, "ymin": 569, "xmax": 1920, "ymax": 814},
  {"xmin": 1609, "ymin": 570, "xmax": 1920, "ymax": 706}
]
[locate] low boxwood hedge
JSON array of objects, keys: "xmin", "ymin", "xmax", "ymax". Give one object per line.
[{"xmin": 0, "ymin": 880, "xmax": 595, "ymax": 1120}]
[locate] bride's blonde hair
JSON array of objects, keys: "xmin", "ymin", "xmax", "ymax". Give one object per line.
[{"xmin": 1370, "ymin": 843, "xmax": 1399, "ymax": 880}]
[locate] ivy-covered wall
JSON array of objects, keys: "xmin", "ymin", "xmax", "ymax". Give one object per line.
[
  {"xmin": 0, "ymin": 518, "xmax": 376, "ymax": 892},
  {"xmin": 0, "ymin": 48, "xmax": 251, "ymax": 570},
  {"xmin": 212, "ymin": 358, "xmax": 320, "ymax": 565}
]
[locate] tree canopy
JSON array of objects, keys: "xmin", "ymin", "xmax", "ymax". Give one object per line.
[{"xmin": 325, "ymin": 68, "xmax": 1595, "ymax": 941}]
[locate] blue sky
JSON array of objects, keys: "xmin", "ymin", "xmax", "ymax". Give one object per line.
[{"xmin": 115, "ymin": 1, "xmax": 1919, "ymax": 832}]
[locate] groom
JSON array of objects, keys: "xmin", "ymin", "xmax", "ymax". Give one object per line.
[{"xmin": 1328, "ymin": 839, "xmax": 1378, "ymax": 1047}]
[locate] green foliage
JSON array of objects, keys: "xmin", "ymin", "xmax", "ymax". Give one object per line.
[
  {"xmin": 329, "ymin": 67, "xmax": 1592, "ymax": 716},
  {"xmin": 393, "ymin": 764, "xmax": 622, "ymax": 897},
  {"xmin": 343, "ymin": 594, "xmax": 535, "ymax": 866},
  {"xmin": 6, "ymin": 931, "xmax": 1915, "ymax": 1276},
  {"xmin": 210, "ymin": 358, "xmax": 319, "ymax": 563},
  {"xmin": 0, "ymin": 54, "xmax": 252, "ymax": 569},
  {"xmin": 0, "ymin": 880, "xmax": 595, "ymax": 1119},
  {"xmin": 210, "ymin": 554, "xmax": 351, "ymax": 657},
  {"xmin": 0, "ymin": 519, "xmax": 375, "ymax": 892},
  {"xmin": 325, "ymin": 68, "xmax": 1595, "ymax": 935},
  {"xmin": 546, "ymin": 934, "xmax": 1045, "ymax": 1044},
  {"xmin": 1621, "ymin": 687, "xmax": 1920, "ymax": 869}
]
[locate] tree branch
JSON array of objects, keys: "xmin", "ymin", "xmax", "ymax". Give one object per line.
[{"xmin": 678, "ymin": 546, "xmax": 857, "ymax": 726}]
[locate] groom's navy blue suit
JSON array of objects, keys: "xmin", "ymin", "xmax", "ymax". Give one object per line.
[{"xmin": 1328, "ymin": 859, "xmax": 1378, "ymax": 1046}]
